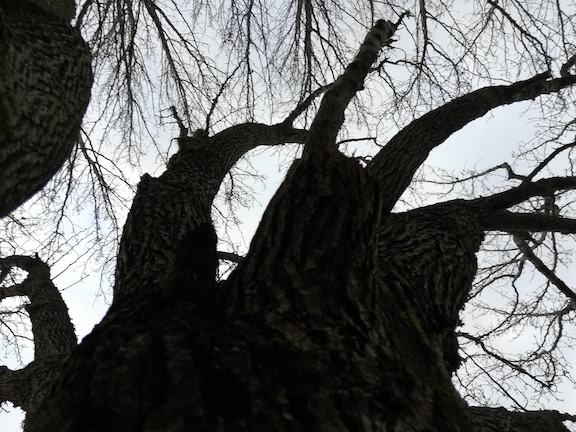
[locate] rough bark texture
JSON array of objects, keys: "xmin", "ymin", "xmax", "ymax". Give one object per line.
[
  {"xmin": 0, "ymin": 256, "xmax": 76, "ymax": 414},
  {"xmin": 3, "ymin": 17, "xmax": 574, "ymax": 432},
  {"xmin": 0, "ymin": 0, "xmax": 92, "ymax": 217},
  {"xmin": 467, "ymin": 407, "xmax": 571, "ymax": 432},
  {"xmin": 24, "ymin": 151, "xmax": 474, "ymax": 432}
]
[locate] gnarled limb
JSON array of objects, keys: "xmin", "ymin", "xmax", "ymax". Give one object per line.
[
  {"xmin": 114, "ymin": 122, "xmax": 307, "ymax": 300},
  {"xmin": 0, "ymin": 255, "xmax": 75, "ymax": 413}
]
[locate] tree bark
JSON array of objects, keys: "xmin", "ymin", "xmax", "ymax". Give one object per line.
[
  {"xmin": 24, "ymin": 150, "xmax": 476, "ymax": 432},
  {"xmin": 0, "ymin": 256, "xmax": 76, "ymax": 414},
  {"xmin": 0, "ymin": 0, "xmax": 92, "ymax": 217}
]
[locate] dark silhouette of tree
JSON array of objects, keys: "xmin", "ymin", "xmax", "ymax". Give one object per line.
[{"xmin": 1, "ymin": 1, "xmax": 576, "ymax": 431}]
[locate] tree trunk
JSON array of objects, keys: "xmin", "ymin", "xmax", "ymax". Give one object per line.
[{"xmin": 21, "ymin": 143, "xmax": 479, "ymax": 431}]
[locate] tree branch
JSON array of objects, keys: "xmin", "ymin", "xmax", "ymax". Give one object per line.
[
  {"xmin": 282, "ymin": 82, "xmax": 335, "ymax": 126},
  {"xmin": 477, "ymin": 176, "xmax": 576, "ymax": 211},
  {"xmin": 303, "ymin": 17, "xmax": 406, "ymax": 157},
  {"xmin": 0, "ymin": 255, "xmax": 76, "ymax": 414},
  {"xmin": 560, "ymin": 53, "xmax": 576, "ymax": 77},
  {"xmin": 217, "ymin": 251, "xmax": 244, "ymax": 264},
  {"xmin": 0, "ymin": 255, "xmax": 76, "ymax": 359},
  {"xmin": 468, "ymin": 406, "xmax": 572, "ymax": 432},
  {"xmin": 115, "ymin": 122, "xmax": 308, "ymax": 300},
  {"xmin": 524, "ymin": 140, "xmax": 576, "ymax": 182},
  {"xmin": 512, "ymin": 231, "xmax": 576, "ymax": 302},
  {"xmin": 484, "ymin": 210, "xmax": 576, "ymax": 234},
  {"xmin": 367, "ymin": 73, "xmax": 576, "ymax": 214}
]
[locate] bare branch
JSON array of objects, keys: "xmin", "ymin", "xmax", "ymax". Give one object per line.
[
  {"xmin": 304, "ymin": 17, "xmax": 407, "ymax": 157},
  {"xmin": 560, "ymin": 53, "xmax": 576, "ymax": 77},
  {"xmin": 512, "ymin": 231, "xmax": 576, "ymax": 303},
  {"xmin": 368, "ymin": 73, "xmax": 576, "ymax": 213},
  {"xmin": 217, "ymin": 251, "xmax": 244, "ymax": 264},
  {"xmin": 283, "ymin": 82, "xmax": 335, "ymax": 126},
  {"xmin": 524, "ymin": 140, "xmax": 576, "ymax": 182},
  {"xmin": 478, "ymin": 176, "xmax": 576, "ymax": 210}
]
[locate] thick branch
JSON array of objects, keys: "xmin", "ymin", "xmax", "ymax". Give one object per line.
[
  {"xmin": 114, "ymin": 122, "xmax": 307, "ymax": 300},
  {"xmin": 0, "ymin": 357, "xmax": 67, "ymax": 414},
  {"xmin": 304, "ymin": 18, "xmax": 403, "ymax": 156},
  {"xmin": 206, "ymin": 123, "xmax": 308, "ymax": 168},
  {"xmin": 0, "ymin": 1, "xmax": 92, "ymax": 217},
  {"xmin": 0, "ymin": 255, "xmax": 76, "ymax": 414},
  {"xmin": 476, "ymin": 176, "xmax": 576, "ymax": 210},
  {"xmin": 0, "ymin": 255, "xmax": 76, "ymax": 359},
  {"xmin": 484, "ymin": 210, "xmax": 576, "ymax": 234},
  {"xmin": 468, "ymin": 406, "xmax": 572, "ymax": 432},
  {"xmin": 367, "ymin": 73, "xmax": 576, "ymax": 213}
]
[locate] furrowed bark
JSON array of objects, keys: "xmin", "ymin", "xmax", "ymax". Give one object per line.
[
  {"xmin": 114, "ymin": 122, "xmax": 306, "ymax": 300},
  {"xmin": 18, "ymin": 16, "xmax": 576, "ymax": 432},
  {"xmin": 24, "ymin": 122, "xmax": 307, "ymax": 431},
  {"xmin": 377, "ymin": 201, "xmax": 485, "ymax": 373},
  {"xmin": 221, "ymin": 152, "xmax": 472, "ymax": 430},
  {"xmin": 217, "ymin": 17, "xmax": 486, "ymax": 424},
  {"xmin": 0, "ymin": 0, "xmax": 92, "ymax": 217}
]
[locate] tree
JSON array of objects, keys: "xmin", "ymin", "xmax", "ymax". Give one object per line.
[{"xmin": 1, "ymin": 0, "xmax": 576, "ymax": 431}]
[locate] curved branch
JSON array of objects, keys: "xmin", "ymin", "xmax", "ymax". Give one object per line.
[
  {"xmin": 367, "ymin": 73, "xmax": 576, "ymax": 213},
  {"xmin": 0, "ymin": 1, "xmax": 92, "ymax": 217},
  {"xmin": 114, "ymin": 122, "xmax": 308, "ymax": 300},
  {"xmin": 0, "ymin": 255, "xmax": 76, "ymax": 359},
  {"xmin": 523, "ymin": 140, "xmax": 576, "ymax": 182},
  {"xmin": 0, "ymin": 255, "xmax": 76, "ymax": 414}
]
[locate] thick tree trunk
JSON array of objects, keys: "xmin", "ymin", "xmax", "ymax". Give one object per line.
[
  {"xmin": 24, "ymin": 150, "xmax": 474, "ymax": 432},
  {"xmin": 14, "ymin": 144, "xmax": 573, "ymax": 431}
]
